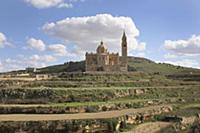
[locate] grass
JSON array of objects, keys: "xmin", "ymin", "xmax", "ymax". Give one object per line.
[
  {"xmin": 172, "ymin": 103, "xmax": 200, "ymax": 117},
  {"xmin": 1, "ymin": 57, "xmax": 200, "ymax": 132},
  {"xmin": 2, "ymin": 85, "xmax": 200, "ymax": 104},
  {"xmin": 8, "ymin": 56, "xmax": 198, "ymax": 75},
  {"xmin": 48, "ymin": 97, "xmax": 199, "ymax": 108},
  {"xmin": 3, "ymin": 56, "xmax": 199, "ymax": 88},
  {"xmin": 36, "ymin": 61, "xmax": 85, "ymax": 74},
  {"xmin": 181, "ymin": 104, "xmax": 200, "ymax": 109},
  {"xmin": 128, "ymin": 57, "xmax": 200, "ymax": 75},
  {"xmin": 48, "ymin": 98, "xmax": 151, "ymax": 107},
  {"xmin": 155, "ymin": 103, "xmax": 200, "ymax": 118}
]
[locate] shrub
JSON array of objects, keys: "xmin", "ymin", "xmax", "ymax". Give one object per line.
[
  {"xmin": 85, "ymin": 106, "xmax": 97, "ymax": 113},
  {"xmin": 189, "ymin": 120, "xmax": 200, "ymax": 133}
]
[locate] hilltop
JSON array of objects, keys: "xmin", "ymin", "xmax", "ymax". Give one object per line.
[
  {"xmin": 35, "ymin": 56, "xmax": 200, "ymax": 75},
  {"xmin": 1, "ymin": 56, "xmax": 200, "ymax": 83}
]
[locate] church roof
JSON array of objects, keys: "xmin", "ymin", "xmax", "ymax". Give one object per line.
[
  {"xmin": 96, "ymin": 41, "xmax": 108, "ymax": 54},
  {"xmin": 122, "ymin": 31, "xmax": 127, "ymax": 40}
]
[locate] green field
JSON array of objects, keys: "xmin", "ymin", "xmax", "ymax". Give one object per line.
[
  {"xmin": 0, "ymin": 56, "xmax": 200, "ymax": 132},
  {"xmin": 21, "ymin": 56, "xmax": 199, "ymax": 76}
]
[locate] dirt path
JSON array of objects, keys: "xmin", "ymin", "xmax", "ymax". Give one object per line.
[
  {"xmin": 0, "ymin": 104, "xmax": 50, "ymax": 107},
  {"xmin": 0, "ymin": 105, "xmax": 171, "ymax": 122},
  {"xmin": 125, "ymin": 122, "xmax": 171, "ymax": 133}
]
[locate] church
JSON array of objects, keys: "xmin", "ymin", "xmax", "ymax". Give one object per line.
[{"xmin": 85, "ymin": 32, "xmax": 128, "ymax": 72}]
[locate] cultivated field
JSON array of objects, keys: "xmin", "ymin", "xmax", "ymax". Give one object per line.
[{"xmin": 0, "ymin": 58, "xmax": 200, "ymax": 132}]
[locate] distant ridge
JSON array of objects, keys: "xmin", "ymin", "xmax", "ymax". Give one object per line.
[
  {"xmin": 36, "ymin": 56, "xmax": 200, "ymax": 75},
  {"xmin": 1, "ymin": 56, "xmax": 199, "ymax": 75}
]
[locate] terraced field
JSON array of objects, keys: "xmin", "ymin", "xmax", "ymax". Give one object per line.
[
  {"xmin": 0, "ymin": 64, "xmax": 200, "ymax": 132},
  {"xmin": 0, "ymin": 83, "xmax": 200, "ymax": 132}
]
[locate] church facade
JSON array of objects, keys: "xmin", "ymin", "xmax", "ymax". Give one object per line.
[{"xmin": 85, "ymin": 32, "xmax": 128, "ymax": 72}]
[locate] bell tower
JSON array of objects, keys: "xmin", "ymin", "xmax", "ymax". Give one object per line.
[{"xmin": 121, "ymin": 31, "xmax": 127, "ymax": 57}]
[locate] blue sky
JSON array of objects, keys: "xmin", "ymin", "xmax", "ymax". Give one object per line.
[{"xmin": 0, "ymin": 0, "xmax": 200, "ymax": 72}]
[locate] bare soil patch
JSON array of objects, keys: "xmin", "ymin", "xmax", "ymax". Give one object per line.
[{"xmin": 0, "ymin": 105, "xmax": 171, "ymax": 122}]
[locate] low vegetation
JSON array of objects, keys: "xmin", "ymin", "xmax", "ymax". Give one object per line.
[
  {"xmin": 0, "ymin": 56, "xmax": 200, "ymax": 132},
  {"xmin": 10, "ymin": 56, "xmax": 198, "ymax": 76}
]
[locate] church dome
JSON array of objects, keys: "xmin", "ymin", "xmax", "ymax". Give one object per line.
[{"xmin": 96, "ymin": 41, "xmax": 108, "ymax": 54}]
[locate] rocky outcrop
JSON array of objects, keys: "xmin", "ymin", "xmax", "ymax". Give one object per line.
[{"xmin": 175, "ymin": 116, "xmax": 198, "ymax": 131}]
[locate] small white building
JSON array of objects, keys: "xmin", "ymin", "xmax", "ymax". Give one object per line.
[{"xmin": 35, "ymin": 74, "xmax": 50, "ymax": 80}]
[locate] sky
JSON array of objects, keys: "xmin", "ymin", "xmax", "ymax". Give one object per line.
[{"xmin": 0, "ymin": 0, "xmax": 200, "ymax": 72}]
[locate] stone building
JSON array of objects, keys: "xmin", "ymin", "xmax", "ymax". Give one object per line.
[
  {"xmin": 85, "ymin": 32, "xmax": 128, "ymax": 72},
  {"xmin": 35, "ymin": 74, "xmax": 50, "ymax": 80}
]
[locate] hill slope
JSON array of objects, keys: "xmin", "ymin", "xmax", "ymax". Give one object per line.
[
  {"xmin": 37, "ymin": 56, "xmax": 200, "ymax": 75},
  {"xmin": 37, "ymin": 61, "xmax": 85, "ymax": 74},
  {"xmin": 127, "ymin": 57, "xmax": 200, "ymax": 75}
]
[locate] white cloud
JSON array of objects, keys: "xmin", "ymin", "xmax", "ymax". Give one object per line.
[
  {"xmin": 0, "ymin": 54, "xmax": 57, "ymax": 72},
  {"xmin": 24, "ymin": 0, "xmax": 84, "ymax": 9},
  {"xmin": 48, "ymin": 44, "xmax": 68, "ymax": 56},
  {"xmin": 47, "ymin": 44, "xmax": 81, "ymax": 58},
  {"xmin": 164, "ymin": 35, "xmax": 200, "ymax": 55},
  {"xmin": 43, "ymin": 14, "xmax": 146, "ymax": 56},
  {"xmin": 25, "ymin": 0, "xmax": 64, "ymax": 8},
  {"xmin": 42, "ymin": 55, "xmax": 57, "ymax": 62},
  {"xmin": 164, "ymin": 59, "xmax": 200, "ymax": 68},
  {"xmin": 69, "ymin": 0, "xmax": 85, "ymax": 2},
  {"xmin": 57, "ymin": 3, "xmax": 73, "ymax": 8},
  {"xmin": 164, "ymin": 53, "xmax": 177, "ymax": 59},
  {"xmin": 135, "ymin": 52, "xmax": 146, "ymax": 57},
  {"xmin": 136, "ymin": 42, "xmax": 146, "ymax": 51},
  {"xmin": 30, "ymin": 54, "xmax": 57, "ymax": 62},
  {"xmin": 0, "ymin": 32, "xmax": 9, "ymax": 48},
  {"xmin": 27, "ymin": 38, "xmax": 46, "ymax": 51},
  {"xmin": 0, "ymin": 61, "xmax": 3, "ymax": 71}
]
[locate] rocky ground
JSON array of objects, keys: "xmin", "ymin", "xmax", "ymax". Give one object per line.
[{"xmin": 124, "ymin": 122, "xmax": 172, "ymax": 133}]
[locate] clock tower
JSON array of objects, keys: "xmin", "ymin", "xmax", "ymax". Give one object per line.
[{"xmin": 121, "ymin": 31, "xmax": 127, "ymax": 57}]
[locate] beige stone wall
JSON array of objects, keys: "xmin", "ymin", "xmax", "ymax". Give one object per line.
[
  {"xmin": 97, "ymin": 54, "xmax": 109, "ymax": 66},
  {"xmin": 35, "ymin": 74, "xmax": 49, "ymax": 80},
  {"xmin": 85, "ymin": 47, "xmax": 127, "ymax": 72},
  {"xmin": 109, "ymin": 54, "xmax": 119, "ymax": 65},
  {"xmin": 119, "ymin": 56, "xmax": 128, "ymax": 72}
]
